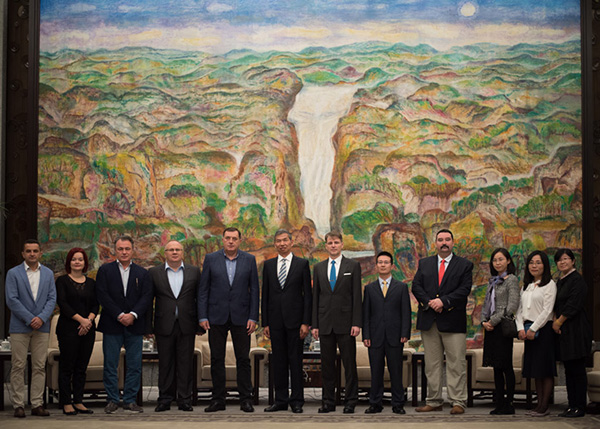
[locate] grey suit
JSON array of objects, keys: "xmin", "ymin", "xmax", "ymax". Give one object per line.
[
  {"xmin": 149, "ymin": 263, "xmax": 201, "ymax": 406},
  {"xmin": 481, "ymin": 274, "xmax": 520, "ymax": 326}
]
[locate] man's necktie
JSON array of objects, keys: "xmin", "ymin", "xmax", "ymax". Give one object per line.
[
  {"xmin": 382, "ymin": 280, "xmax": 388, "ymax": 297},
  {"xmin": 278, "ymin": 258, "xmax": 287, "ymax": 288},
  {"xmin": 438, "ymin": 260, "xmax": 445, "ymax": 286},
  {"xmin": 330, "ymin": 260, "xmax": 336, "ymax": 291}
]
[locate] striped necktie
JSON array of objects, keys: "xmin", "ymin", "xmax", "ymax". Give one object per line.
[{"xmin": 278, "ymin": 258, "xmax": 287, "ymax": 288}]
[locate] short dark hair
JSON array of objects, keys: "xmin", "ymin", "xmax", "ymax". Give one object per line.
[
  {"xmin": 376, "ymin": 251, "xmax": 393, "ymax": 264},
  {"xmin": 436, "ymin": 229, "xmax": 454, "ymax": 240},
  {"xmin": 489, "ymin": 248, "xmax": 516, "ymax": 276},
  {"xmin": 23, "ymin": 239, "xmax": 40, "ymax": 251},
  {"xmin": 324, "ymin": 231, "xmax": 343, "ymax": 242},
  {"xmin": 523, "ymin": 250, "xmax": 552, "ymax": 287},
  {"xmin": 114, "ymin": 235, "xmax": 134, "ymax": 247},
  {"xmin": 274, "ymin": 229, "xmax": 292, "ymax": 241},
  {"xmin": 223, "ymin": 227, "xmax": 241, "ymax": 238},
  {"xmin": 65, "ymin": 247, "xmax": 89, "ymax": 273},
  {"xmin": 554, "ymin": 248, "xmax": 575, "ymax": 264}
]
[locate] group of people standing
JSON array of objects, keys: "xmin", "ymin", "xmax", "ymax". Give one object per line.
[
  {"xmin": 3, "ymin": 228, "xmax": 592, "ymax": 418},
  {"xmin": 481, "ymin": 248, "xmax": 592, "ymax": 418}
]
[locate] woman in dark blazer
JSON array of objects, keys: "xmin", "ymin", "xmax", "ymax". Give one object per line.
[
  {"xmin": 553, "ymin": 248, "xmax": 592, "ymax": 418},
  {"xmin": 55, "ymin": 248, "xmax": 99, "ymax": 415},
  {"xmin": 481, "ymin": 248, "xmax": 520, "ymax": 415}
]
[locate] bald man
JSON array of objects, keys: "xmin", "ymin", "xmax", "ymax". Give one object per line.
[{"xmin": 149, "ymin": 240, "xmax": 201, "ymax": 412}]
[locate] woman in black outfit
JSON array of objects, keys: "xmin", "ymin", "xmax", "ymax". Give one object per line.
[
  {"xmin": 55, "ymin": 248, "xmax": 99, "ymax": 415},
  {"xmin": 481, "ymin": 248, "xmax": 520, "ymax": 415},
  {"xmin": 553, "ymin": 249, "xmax": 592, "ymax": 418}
]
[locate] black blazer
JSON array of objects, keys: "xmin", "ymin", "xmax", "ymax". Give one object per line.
[
  {"xmin": 362, "ymin": 278, "xmax": 411, "ymax": 348},
  {"xmin": 312, "ymin": 256, "xmax": 362, "ymax": 335},
  {"xmin": 55, "ymin": 274, "xmax": 99, "ymax": 337},
  {"xmin": 411, "ymin": 254, "xmax": 473, "ymax": 333},
  {"xmin": 148, "ymin": 263, "xmax": 201, "ymax": 336},
  {"xmin": 96, "ymin": 261, "xmax": 152, "ymax": 336},
  {"xmin": 261, "ymin": 255, "xmax": 312, "ymax": 330}
]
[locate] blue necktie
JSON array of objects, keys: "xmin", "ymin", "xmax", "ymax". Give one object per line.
[{"xmin": 330, "ymin": 260, "xmax": 336, "ymax": 291}]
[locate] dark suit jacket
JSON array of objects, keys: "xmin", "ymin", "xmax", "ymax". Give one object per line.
[
  {"xmin": 411, "ymin": 254, "xmax": 473, "ymax": 333},
  {"xmin": 261, "ymin": 255, "xmax": 312, "ymax": 330},
  {"xmin": 96, "ymin": 261, "xmax": 152, "ymax": 336},
  {"xmin": 362, "ymin": 278, "xmax": 411, "ymax": 348},
  {"xmin": 197, "ymin": 250, "xmax": 259, "ymax": 326},
  {"xmin": 148, "ymin": 263, "xmax": 201, "ymax": 336},
  {"xmin": 312, "ymin": 256, "xmax": 362, "ymax": 335}
]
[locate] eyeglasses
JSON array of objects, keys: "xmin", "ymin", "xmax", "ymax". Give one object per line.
[{"xmin": 528, "ymin": 260, "xmax": 543, "ymax": 266}]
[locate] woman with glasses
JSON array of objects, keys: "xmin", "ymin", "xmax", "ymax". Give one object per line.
[
  {"xmin": 481, "ymin": 248, "xmax": 520, "ymax": 415},
  {"xmin": 55, "ymin": 248, "xmax": 99, "ymax": 415},
  {"xmin": 515, "ymin": 250, "xmax": 557, "ymax": 417},
  {"xmin": 552, "ymin": 249, "xmax": 592, "ymax": 418}
]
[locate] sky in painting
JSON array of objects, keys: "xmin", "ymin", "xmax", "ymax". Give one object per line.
[{"xmin": 40, "ymin": 0, "xmax": 580, "ymax": 53}]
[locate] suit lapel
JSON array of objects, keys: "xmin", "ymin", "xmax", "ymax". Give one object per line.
[
  {"xmin": 282, "ymin": 255, "xmax": 297, "ymax": 289},
  {"xmin": 160, "ymin": 266, "xmax": 176, "ymax": 298},
  {"xmin": 333, "ymin": 257, "xmax": 350, "ymax": 291},
  {"xmin": 18, "ymin": 265, "xmax": 35, "ymax": 301},
  {"xmin": 440, "ymin": 255, "xmax": 457, "ymax": 289}
]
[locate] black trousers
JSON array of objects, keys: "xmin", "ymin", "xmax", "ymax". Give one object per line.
[
  {"xmin": 563, "ymin": 357, "xmax": 588, "ymax": 409},
  {"xmin": 270, "ymin": 326, "xmax": 304, "ymax": 406},
  {"xmin": 368, "ymin": 342, "xmax": 405, "ymax": 406},
  {"xmin": 156, "ymin": 320, "xmax": 195, "ymax": 406},
  {"xmin": 208, "ymin": 319, "xmax": 252, "ymax": 403},
  {"xmin": 320, "ymin": 332, "xmax": 357, "ymax": 407},
  {"xmin": 58, "ymin": 329, "xmax": 95, "ymax": 405}
]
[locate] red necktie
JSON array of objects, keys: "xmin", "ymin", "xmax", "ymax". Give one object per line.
[{"xmin": 438, "ymin": 260, "xmax": 445, "ymax": 286}]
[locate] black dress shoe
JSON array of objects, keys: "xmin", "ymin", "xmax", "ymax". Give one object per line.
[
  {"xmin": 63, "ymin": 408, "xmax": 78, "ymax": 416},
  {"xmin": 565, "ymin": 408, "xmax": 585, "ymax": 418},
  {"xmin": 264, "ymin": 403, "xmax": 288, "ymax": 412},
  {"xmin": 240, "ymin": 401, "xmax": 255, "ymax": 412},
  {"xmin": 205, "ymin": 402, "xmax": 226, "ymax": 412},
  {"xmin": 73, "ymin": 406, "xmax": 94, "ymax": 414},
  {"xmin": 291, "ymin": 405, "xmax": 303, "ymax": 413},
  {"xmin": 392, "ymin": 406, "xmax": 406, "ymax": 414},
  {"xmin": 155, "ymin": 403, "xmax": 171, "ymax": 412},
  {"xmin": 558, "ymin": 407, "xmax": 572, "ymax": 417},
  {"xmin": 343, "ymin": 405, "xmax": 355, "ymax": 414},
  {"xmin": 318, "ymin": 404, "xmax": 336, "ymax": 413},
  {"xmin": 178, "ymin": 403, "xmax": 193, "ymax": 412},
  {"xmin": 365, "ymin": 404, "xmax": 383, "ymax": 414}
]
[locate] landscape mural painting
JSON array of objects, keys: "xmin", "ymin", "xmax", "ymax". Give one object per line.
[{"xmin": 39, "ymin": 0, "xmax": 582, "ymax": 348}]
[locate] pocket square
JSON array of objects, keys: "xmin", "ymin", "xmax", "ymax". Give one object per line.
[{"xmin": 343, "ymin": 272, "xmax": 352, "ymax": 276}]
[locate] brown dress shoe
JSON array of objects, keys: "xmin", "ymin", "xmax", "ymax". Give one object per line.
[
  {"xmin": 450, "ymin": 405, "xmax": 465, "ymax": 414},
  {"xmin": 31, "ymin": 406, "xmax": 50, "ymax": 416},
  {"xmin": 416, "ymin": 404, "xmax": 443, "ymax": 412},
  {"xmin": 14, "ymin": 407, "xmax": 26, "ymax": 418}
]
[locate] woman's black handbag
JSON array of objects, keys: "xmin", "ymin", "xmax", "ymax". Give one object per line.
[{"xmin": 500, "ymin": 314, "xmax": 518, "ymax": 338}]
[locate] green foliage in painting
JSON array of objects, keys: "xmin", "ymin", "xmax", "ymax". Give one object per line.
[{"xmin": 341, "ymin": 202, "xmax": 395, "ymax": 242}]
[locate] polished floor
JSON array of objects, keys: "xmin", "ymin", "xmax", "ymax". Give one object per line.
[{"xmin": 1, "ymin": 385, "xmax": 600, "ymax": 428}]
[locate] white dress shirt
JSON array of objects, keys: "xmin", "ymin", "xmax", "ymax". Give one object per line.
[
  {"xmin": 327, "ymin": 255, "xmax": 343, "ymax": 282},
  {"xmin": 515, "ymin": 279, "xmax": 557, "ymax": 332},
  {"xmin": 24, "ymin": 261, "xmax": 41, "ymax": 302},
  {"xmin": 277, "ymin": 254, "xmax": 292, "ymax": 281}
]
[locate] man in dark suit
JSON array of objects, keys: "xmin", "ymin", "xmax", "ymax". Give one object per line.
[
  {"xmin": 261, "ymin": 229, "xmax": 312, "ymax": 413},
  {"xmin": 412, "ymin": 229, "xmax": 473, "ymax": 415},
  {"xmin": 198, "ymin": 227, "xmax": 260, "ymax": 413},
  {"xmin": 311, "ymin": 231, "xmax": 362, "ymax": 414},
  {"xmin": 96, "ymin": 235, "xmax": 152, "ymax": 414},
  {"xmin": 149, "ymin": 240, "xmax": 201, "ymax": 412},
  {"xmin": 363, "ymin": 251, "xmax": 411, "ymax": 414}
]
